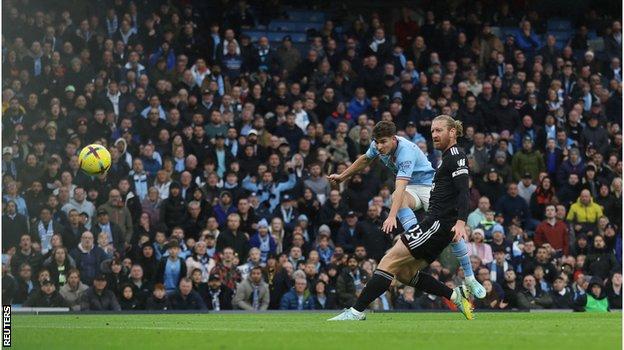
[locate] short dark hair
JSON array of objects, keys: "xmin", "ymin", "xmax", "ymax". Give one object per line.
[{"xmin": 372, "ymin": 121, "xmax": 396, "ymax": 140}]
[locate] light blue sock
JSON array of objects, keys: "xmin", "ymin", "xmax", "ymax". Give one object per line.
[
  {"xmin": 451, "ymin": 239, "xmax": 474, "ymax": 278},
  {"xmin": 397, "ymin": 207, "xmax": 418, "ymax": 230}
]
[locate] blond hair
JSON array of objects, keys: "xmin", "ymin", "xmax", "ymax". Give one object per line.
[{"xmin": 433, "ymin": 115, "xmax": 463, "ymax": 137}]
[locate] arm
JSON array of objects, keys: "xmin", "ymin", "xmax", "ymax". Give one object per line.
[
  {"xmin": 242, "ymin": 175, "xmax": 259, "ymax": 192},
  {"xmin": 276, "ymin": 173, "xmax": 297, "ymax": 192},
  {"xmin": 233, "ymin": 285, "xmax": 254, "ymax": 311},
  {"xmin": 451, "ymin": 154, "xmax": 471, "ymax": 242},
  {"xmin": 328, "ymin": 153, "xmax": 373, "ymax": 185}
]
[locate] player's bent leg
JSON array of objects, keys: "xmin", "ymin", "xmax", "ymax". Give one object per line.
[
  {"xmin": 328, "ymin": 241, "xmax": 414, "ymax": 321},
  {"xmin": 397, "ymin": 193, "xmax": 418, "ymax": 231},
  {"xmin": 451, "ymin": 238, "xmax": 486, "ymax": 299}
]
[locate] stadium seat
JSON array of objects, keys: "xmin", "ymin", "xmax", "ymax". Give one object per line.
[
  {"xmin": 547, "ymin": 18, "xmax": 572, "ymax": 31},
  {"xmin": 286, "ymin": 10, "xmax": 325, "ymax": 22},
  {"xmin": 242, "ymin": 30, "xmax": 267, "ymax": 42},
  {"xmin": 269, "ymin": 20, "xmax": 323, "ymax": 32}
]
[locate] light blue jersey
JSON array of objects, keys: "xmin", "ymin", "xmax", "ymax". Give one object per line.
[{"xmin": 365, "ymin": 136, "xmax": 434, "ymax": 185}]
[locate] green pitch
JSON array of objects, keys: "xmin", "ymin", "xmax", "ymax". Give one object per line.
[{"xmin": 13, "ymin": 312, "xmax": 621, "ymax": 350}]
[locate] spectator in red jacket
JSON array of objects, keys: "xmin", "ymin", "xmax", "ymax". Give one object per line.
[{"xmin": 535, "ymin": 205, "xmax": 570, "ymax": 256}]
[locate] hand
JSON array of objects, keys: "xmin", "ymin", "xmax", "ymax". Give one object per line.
[
  {"xmin": 499, "ymin": 301, "xmax": 508, "ymax": 309},
  {"xmin": 451, "ymin": 222, "xmax": 467, "ymax": 243},
  {"xmin": 327, "ymin": 174, "xmax": 343, "ymax": 186},
  {"xmin": 333, "ymin": 214, "xmax": 342, "ymax": 222},
  {"xmin": 382, "ymin": 216, "xmax": 397, "ymax": 234}
]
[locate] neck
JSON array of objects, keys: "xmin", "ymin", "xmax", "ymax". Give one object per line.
[{"xmin": 444, "ymin": 140, "xmax": 457, "ymax": 152}]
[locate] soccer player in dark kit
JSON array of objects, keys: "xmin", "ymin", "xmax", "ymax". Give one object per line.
[{"xmin": 329, "ymin": 115, "xmax": 477, "ymax": 321}]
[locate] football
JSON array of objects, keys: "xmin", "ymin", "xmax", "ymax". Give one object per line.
[{"xmin": 78, "ymin": 144, "xmax": 111, "ymax": 176}]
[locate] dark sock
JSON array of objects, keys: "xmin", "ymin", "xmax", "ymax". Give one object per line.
[
  {"xmin": 409, "ymin": 272, "xmax": 453, "ymax": 299},
  {"xmin": 353, "ymin": 269, "xmax": 394, "ymax": 312}
]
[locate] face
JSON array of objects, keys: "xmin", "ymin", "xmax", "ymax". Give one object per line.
[
  {"xmin": 294, "ymin": 279, "xmax": 307, "ymax": 293},
  {"xmin": 250, "ymin": 269, "xmax": 262, "ymax": 284},
  {"xmin": 374, "ymin": 136, "xmax": 394, "ymax": 155},
  {"xmin": 431, "ymin": 120, "xmax": 453, "ymax": 150}
]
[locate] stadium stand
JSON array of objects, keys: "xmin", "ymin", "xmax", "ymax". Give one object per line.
[{"xmin": 1, "ymin": 0, "xmax": 622, "ymax": 313}]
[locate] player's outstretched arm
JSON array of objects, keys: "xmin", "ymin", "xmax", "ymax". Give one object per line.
[{"xmin": 327, "ymin": 154, "xmax": 371, "ymax": 185}]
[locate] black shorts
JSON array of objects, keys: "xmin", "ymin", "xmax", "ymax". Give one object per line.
[{"xmin": 400, "ymin": 218, "xmax": 455, "ymax": 263}]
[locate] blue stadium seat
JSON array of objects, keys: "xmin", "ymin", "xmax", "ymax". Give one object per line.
[
  {"xmin": 549, "ymin": 30, "xmax": 572, "ymax": 42},
  {"xmin": 499, "ymin": 26, "xmax": 517, "ymax": 39},
  {"xmin": 269, "ymin": 20, "xmax": 323, "ymax": 32},
  {"xmin": 547, "ymin": 18, "xmax": 572, "ymax": 31},
  {"xmin": 287, "ymin": 10, "xmax": 325, "ymax": 22},
  {"xmin": 242, "ymin": 30, "xmax": 267, "ymax": 42}
]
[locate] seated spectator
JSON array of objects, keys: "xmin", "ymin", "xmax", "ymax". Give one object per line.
[
  {"xmin": 170, "ymin": 278, "xmax": 207, "ymax": 310},
  {"xmin": 336, "ymin": 256, "xmax": 370, "ymax": 308},
  {"xmin": 280, "ymin": 277, "xmax": 314, "ymax": 310},
  {"xmin": 233, "ymin": 266, "xmax": 270, "ymax": 311},
  {"xmin": 70, "ymin": 231, "xmax": 108, "ymax": 285},
  {"xmin": 59, "ymin": 268, "xmax": 89, "ymax": 311},
  {"xmin": 156, "ymin": 239, "xmax": 187, "ymax": 294},
  {"xmin": 605, "ymin": 272, "xmax": 622, "ymax": 310},
  {"xmin": 517, "ymin": 275, "xmax": 553, "ymax": 309},
  {"xmin": 584, "ymin": 235, "xmax": 618, "ymax": 280},
  {"xmin": 205, "ymin": 273, "xmax": 234, "ymax": 311},
  {"xmin": 210, "ymin": 247, "xmax": 241, "ymax": 291},
  {"xmin": 119, "ymin": 283, "xmax": 143, "ymax": 310},
  {"xmin": 395, "ymin": 286, "xmax": 420, "ymax": 310},
  {"xmin": 23, "ymin": 279, "xmax": 67, "ymax": 307},
  {"xmin": 249, "ymin": 219, "xmax": 277, "ymax": 264},
  {"xmin": 567, "ymin": 190, "xmax": 604, "ymax": 231},
  {"xmin": 550, "ymin": 276, "xmax": 575, "ymax": 309},
  {"xmin": 467, "ymin": 228, "xmax": 493, "ymax": 265},
  {"xmin": 311, "ymin": 280, "xmax": 337, "ymax": 310},
  {"xmin": 145, "ymin": 283, "xmax": 172, "ymax": 311},
  {"xmin": 79, "ymin": 274, "xmax": 121, "ymax": 311},
  {"xmin": 474, "ymin": 280, "xmax": 505, "ymax": 310},
  {"xmin": 575, "ymin": 277, "xmax": 609, "ymax": 312}
]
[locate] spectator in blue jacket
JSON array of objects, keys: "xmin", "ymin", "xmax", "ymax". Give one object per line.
[
  {"xmin": 148, "ymin": 42, "xmax": 176, "ymax": 70},
  {"xmin": 347, "ymin": 87, "xmax": 371, "ymax": 118},
  {"xmin": 170, "ymin": 277, "xmax": 207, "ymax": 310},
  {"xmin": 495, "ymin": 183, "xmax": 532, "ymax": 229},
  {"xmin": 249, "ymin": 219, "xmax": 277, "ymax": 264},
  {"xmin": 515, "ymin": 20, "xmax": 541, "ymax": 55},
  {"xmin": 280, "ymin": 277, "xmax": 314, "ymax": 310}
]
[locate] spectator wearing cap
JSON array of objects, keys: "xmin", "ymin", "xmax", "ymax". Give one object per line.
[
  {"xmin": 170, "ymin": 277, "xmax": 207, "ymax": 310},
  {"xmin": 79, "ymin": 274, "xmax": 122, "ymax": 311},
  {"xmin": 156, "ymin": 239, "xmax": 188, "ymax": 294},
  {"xmin": 91, "ymin": 208, "xmax": 125, "ymax": 257},
  {"xmin": 2, "ymin": 146, "xmax": 17, "ymax": 179},
  {"xmin": 233, "ymin": 266, "xmax": 270, "ymax": 311},
  {"xmin": 512, "ymin": 136, "xmax": 545, "ymax": 182},
  {"xmin": 336, "ymin": 255, "xmax": 369, "ymax": 309},
  {"xmin": 582, "ymin": 114, "xmax": 610, "ymax": 156},
  {"xmin": 468, "ymin": 228, "xmax": 494, "ymax": 265},
  {"xmin": 272, "ymin": 193, "xmax": 299, "ymax": 233},
  {"xmin": 204, "ymin": 273, "xmax": 234, "ymax": 311},
  {"xmin": 23, "ymin": 278, "xmax": 67, "ymax": 307},
  {"xmin": 249, "ymin": 219, "xmax": 277, "ymax": 264},
  {"xmin": 216, "ymin": 213, "xmax": 250, "ymax": 262},
  {"xmin": 336, "ymin": 211, "xmax": 363, "ymax": 254},
  {"xmin": 517, "ymin": 172, "xmax": 537, "ymax": 205}
]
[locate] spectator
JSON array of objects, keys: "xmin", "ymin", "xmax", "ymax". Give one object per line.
[
  {"xmin": 474, "ymin": 280, "xmax": 505, "ymax": 310},
  {"xmin": 70, "ymin": 231, "xmax": 107, "ymax": 285},
  {"xmin": 210, "ymin": 247, "xmax": 241, "ymax": 291},
  {"xmin": 157, "ymin": 239, "xmax": 187, "ymax": 294},
  {"xmin": 280, "ymin": 277, "xmax": 314, "ymax": 310},
  {"xmin": 468, "ymin": 196, "xmax": 491, "ymax": 230},
  {"xmin": 205, "ymin": 273, "xmax": 234, "ymax": 311},
  {"xmin": 576, "ymin": 277, "xmax": 609, "ymax": 312},
  {"xmin": 567, "ymin": 190, "xmax": 604, "ymax": 229},
  {"xmin": 217, "ymin": 213, "xmax": 250, "ymax": 262},
  {"xmin": 517, "ymin": 274, "xmax": 553, "ymax": 309},
  {"xmin": 395, "ymin": 286, "xmax": 420, "ymax": 310},
  {"xmin": 249, "ymin": 219, "xmax": 277, "ymax": 264},
  {"xmin": 467, "ymin": 228, "xmax": 493, "ymax": 265},
  {"xmin": 145, "ymin": 283, "xmax": 172, "ymax": 311},
  {"xmin": 59, "ymin": 268, "xmax": 88, "ymax": 311},
  {"xmin": 550, "ymin": 276, "xmax": 575, "ymax": 309},
  {"xmin": 2, "ymin": 201, "xmax": 29, "ymax": 253},
  {"xmin": 584, "ymin": 235, "xmax": 618, "ymax": 280},
  {"xmin": 79, "ymin": 274, "xmax": 121, "ymax": 311},
  {"xmin": 119, "ymin": 283, "xmax": 143, "ymax": 310},
  {"xmin": 311, "ymin": 280, "xmax": 337, "ymax": 310},
  {"xmin": 91, "ymin": 209, "xmax": 125, "ymax": 257},
  {"xmin": 336, "ymin": 255, "xmax": 369, "ymax": 308},
  {"xmin": 233, "ymin": 266, "xmax": 270, "ymax": 311},
  {"xmin": 605, "ymin": 272, "xmax": 622, "ymax": 310},
  {"xmin": 23, "ymin": 279, "xmax": 67, "ymax": 307},
  {"xmin": 170, "ymin": 277, "xmax": 207, "ymax": 310},
  {"xmin": 534, "ymin": 205, "xmax": 570, "ymax": 255},
  {"xmin": 496, "ymin": 183, "xmax": 531, "ymax": 229}
]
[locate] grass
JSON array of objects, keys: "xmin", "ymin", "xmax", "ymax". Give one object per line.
[{"xmin": 12, "ymin": 311, "xmax": 621, "ymax": 350}]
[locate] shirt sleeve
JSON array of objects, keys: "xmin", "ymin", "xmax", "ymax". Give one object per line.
[
  {"xmin": 364, "ymin": 141, "xmax": 379, "ymax": 160},
  {"xmin": 395, "ymin": 146, "xmax": 416, "ymax": 181},
  {"xmin": 451, "ymin": 152, "xmax": 470, "ymax": 221}
]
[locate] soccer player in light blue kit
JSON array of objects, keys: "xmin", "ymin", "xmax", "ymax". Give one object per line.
[{"xmin": 328, "ymin": 120, "xmax": 485, "ymax": 300}]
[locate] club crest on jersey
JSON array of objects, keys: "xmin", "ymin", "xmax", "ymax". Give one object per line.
[{"xmin": 457, "ymin": 159, "xmax": 466, "ymax": 167}]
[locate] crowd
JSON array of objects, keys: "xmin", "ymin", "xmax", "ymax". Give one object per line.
[{"xmin": 1, "ymin": 0, "xmax": 622, "ymax": 312}]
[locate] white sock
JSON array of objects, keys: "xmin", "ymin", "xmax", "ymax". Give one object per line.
[{"xmin": 350, "ymin": 307, "xmax": 363, "ymax": 316}]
